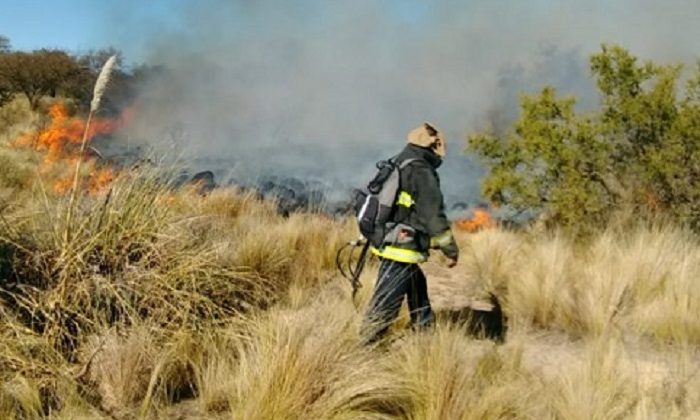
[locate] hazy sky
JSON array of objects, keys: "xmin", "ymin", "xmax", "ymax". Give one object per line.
[
  {"xmin": 2, "ymin": 1, "xmax": 699, "ymax": 63},
  {"xmin": 2, "ymin": 1, "xmax": 700, "ymax": 206},
  {"xmin": 0, "ymin": 0, "xmax": 432, "ymax": 61},
  {"xmin": 0, "ymin": 0, "xmax": 183, "ymax": 58}
]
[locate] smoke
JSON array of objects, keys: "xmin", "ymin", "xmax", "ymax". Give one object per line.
[{"xmin": 100, "ymin": 0, "xmax": 700, "ymax": 206}]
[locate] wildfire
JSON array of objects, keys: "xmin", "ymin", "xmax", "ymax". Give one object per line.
[
  {"xmin": 53, "ymin": 176, "xmax": 74, "ymax": 195},
  {"xmin": 89, "ymin": 167, "xmax": 116, "ymax": 193},
  {"xmin": 13, "ymin": 101, "xmax": 126, "ymax": 194},
  {"xmin": 15, "ymin": 102, "xmax": 119, "ymax": 163},
  {"xmin": 455, "ymin": 208, "xmax": 495, "ymax": 232}
]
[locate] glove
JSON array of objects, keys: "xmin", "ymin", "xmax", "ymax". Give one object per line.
[{"xmin": 442, "ymin": 243, "xmax": 459, "ymax": 268}]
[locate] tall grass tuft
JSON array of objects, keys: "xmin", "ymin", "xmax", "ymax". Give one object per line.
[
  {"xmin": 222, "ymin": 293, "xmax": 411, "ymax": 420},
  {"xmin": 64, "ymin": 55, "xmax": 117, "ymax": 248},
  {"xmin": 0, "ymin": 165, "xmax": 271, "ymax": 358},
  {"xmin": 461, "ymin": 224, "xmax": 700, "ymax": 343}
]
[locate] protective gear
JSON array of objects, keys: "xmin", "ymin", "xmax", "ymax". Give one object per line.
[
  {"xmin": 362, "ymin": 137, "xmax": 459, "ymax": 344},
  {"xmin": 371, "ymin": 242, "xmax": 426, "ymax": 264},
  {"xmin": 407, "ymin": 122, "xmax": 446, "ymax": 158},
  {"xmin": 355, "ymin": 158, "xmax": 418, "ymax": 248},
  {"xmin": 446, "ymin": 256, "xmax": 458, "ymax": 268},
  {"xmin": 372, "ymin": 143, "xmax": 459, "ymax": 262},
  {"xmin": 361, "ymin": 259, "xmax": 434, "ymax": 345}
]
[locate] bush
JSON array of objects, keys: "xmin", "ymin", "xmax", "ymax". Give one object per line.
[{"xmin": 469, "ymin": 45, "xmax": 700, "ymax": 232}]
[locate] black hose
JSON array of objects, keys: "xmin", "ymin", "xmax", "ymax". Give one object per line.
[
  {"xmin": 336, "ymin": 239, "xmax": 370, "ymax": 302},
  {"xmin": 335, "ymin": 242, "xmax": 354, "ymax": 281},
  {"xmin": 350, "ymin": 241, "xmax": 370, "ymax": 300},
  {"xmin": 348, "ymin": 241, "xmax": 360, "ymax": 278}
]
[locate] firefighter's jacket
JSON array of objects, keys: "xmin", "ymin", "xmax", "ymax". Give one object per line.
[{"xmin": 371, "ymin": 144, "xmax": 459, "ymax": 264}]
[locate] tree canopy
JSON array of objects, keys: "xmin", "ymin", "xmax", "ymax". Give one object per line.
[
  {"xmin": 0, "ymin": 46, "xmax": 145, "ymax": 112},
  {"xmin": 0, "ymin": 36, "xmax": 10, "ymax": 105},
  {"xmin": 468, "ymin": 45, "xmax": 700, "ymax": 231},
  {"xmin": 0, "ymin": 49, "xmax": 81, "ymax": 110}
]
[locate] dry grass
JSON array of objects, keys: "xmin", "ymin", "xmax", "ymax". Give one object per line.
[
  {"xmin": 458, "ymin": 225, "xmax": 700, "ymax": 344},
  {"xmin": 1, "ymin": 138, "xmax": 700, "ymax": 418},
  {"xmin": 0, "ymin": 96, "xmax": 37, "ymax": 144}
]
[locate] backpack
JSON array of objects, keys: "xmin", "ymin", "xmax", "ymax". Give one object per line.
[{"xmin": 354, "ymin": 157, "xmax": 417, "ymax": 247}]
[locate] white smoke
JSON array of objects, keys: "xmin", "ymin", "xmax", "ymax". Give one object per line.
[{"xmin": 100, "ymin": 0, "xmax": 700, "ymax": 205}]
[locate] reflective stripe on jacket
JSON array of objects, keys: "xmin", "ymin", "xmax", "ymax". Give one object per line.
[
  {"xmin": 430, "ymin": 230, "xmax": 454, "ymax": 248},
  {"xmin": 370, "ymin": 245, "xmax": 427, "ymax": 264}
]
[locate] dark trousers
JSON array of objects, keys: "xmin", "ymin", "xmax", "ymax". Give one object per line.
[{"xmin": 361, "ymin": 258, "xmax": 434, "ymax": 344}]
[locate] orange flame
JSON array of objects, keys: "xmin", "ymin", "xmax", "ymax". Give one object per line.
[
  {"xmin": 455, "ymin": 208, "xmax": 495, "ymax": 232},
  {"xmin": 14, "ymin": 102, "xmax": 118, "ymax": 164},
  {"xmin": 13, "ymin": 101, "xmax": 126, "ymax": 195},
  {"xmin": 88, "ymin": 167, "xmax": 115, "ymax": 194},
  {"xmin": 53, "ymin": 175, "xmax": 74, "ymax": 195}
]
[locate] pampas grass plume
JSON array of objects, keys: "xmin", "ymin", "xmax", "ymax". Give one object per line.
[
  {"xmin": 90, "ymin": 55, "xmax": 117, "ymax": 112},
  {"xmin": 64, "ymin": 54, "xmax": 118, "ymax": 246}
]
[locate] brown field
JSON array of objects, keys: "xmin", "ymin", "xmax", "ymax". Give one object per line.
[{"xmin": 1, "ymin": 98, "xmax": 699, "ymax": 419}]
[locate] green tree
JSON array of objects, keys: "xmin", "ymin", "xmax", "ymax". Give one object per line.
[{"xmin": 468, "ymin": 45, "xmax": 700, "ymax": 231}]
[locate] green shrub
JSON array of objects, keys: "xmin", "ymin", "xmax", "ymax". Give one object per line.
[{"xmin": 469, "ymin": 45, "xmax": 700, "ymax": 232}]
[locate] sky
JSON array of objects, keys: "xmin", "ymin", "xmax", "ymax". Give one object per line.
[
  {"xmin": 0, "ymin": 0, "xmax": 184, "ymax": 59},
  {"xmin": 2, "ymin": 0, "xmax": 698, "ymax": 62},
  {"xmin": 2, "ymin": 1, "xmax": 700, "ymax": 207},
  {"xmin": 0, "ymin": 0, "xmax": 432, "ymax": 62}
]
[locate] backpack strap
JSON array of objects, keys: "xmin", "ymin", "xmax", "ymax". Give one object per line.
[
  {"xmin": 394, "ymin": 158, "xmax": 419, "ymax": 209},
  {"xmin": 398, "ymin": 157, "xmax": 419, "ymax": 169}
]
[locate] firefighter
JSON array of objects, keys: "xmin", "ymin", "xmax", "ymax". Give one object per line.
[{"xmin": 361, "ymin": 122, "xmax": 459, "ymax": 344}]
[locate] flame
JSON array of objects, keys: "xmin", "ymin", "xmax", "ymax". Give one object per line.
[
  {"xmin": 88, "ymin": 167, "xmax": 115, "ymax": 194},
  {"xmin": 14, "ymin": 102, "xmax": 118, "ymax": 164},
  {"xmin": 53, "ymin": 175, "xmax": 74, "ymax": 195},
  {"xmin": 13, "ymin": 101, "xmax": 127, "ymax": 195},
  {"xmin": 455, "ymin": 208, "xmax": 495, "ymax": 232},
  {"xmin": 49, "ymin": 166, "xmax": 115, "ymax": 195}
]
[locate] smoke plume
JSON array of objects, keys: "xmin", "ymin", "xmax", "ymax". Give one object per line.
[{"xmin": 100, "ymin": 0, "xmax": 700, "ymax": 206}]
